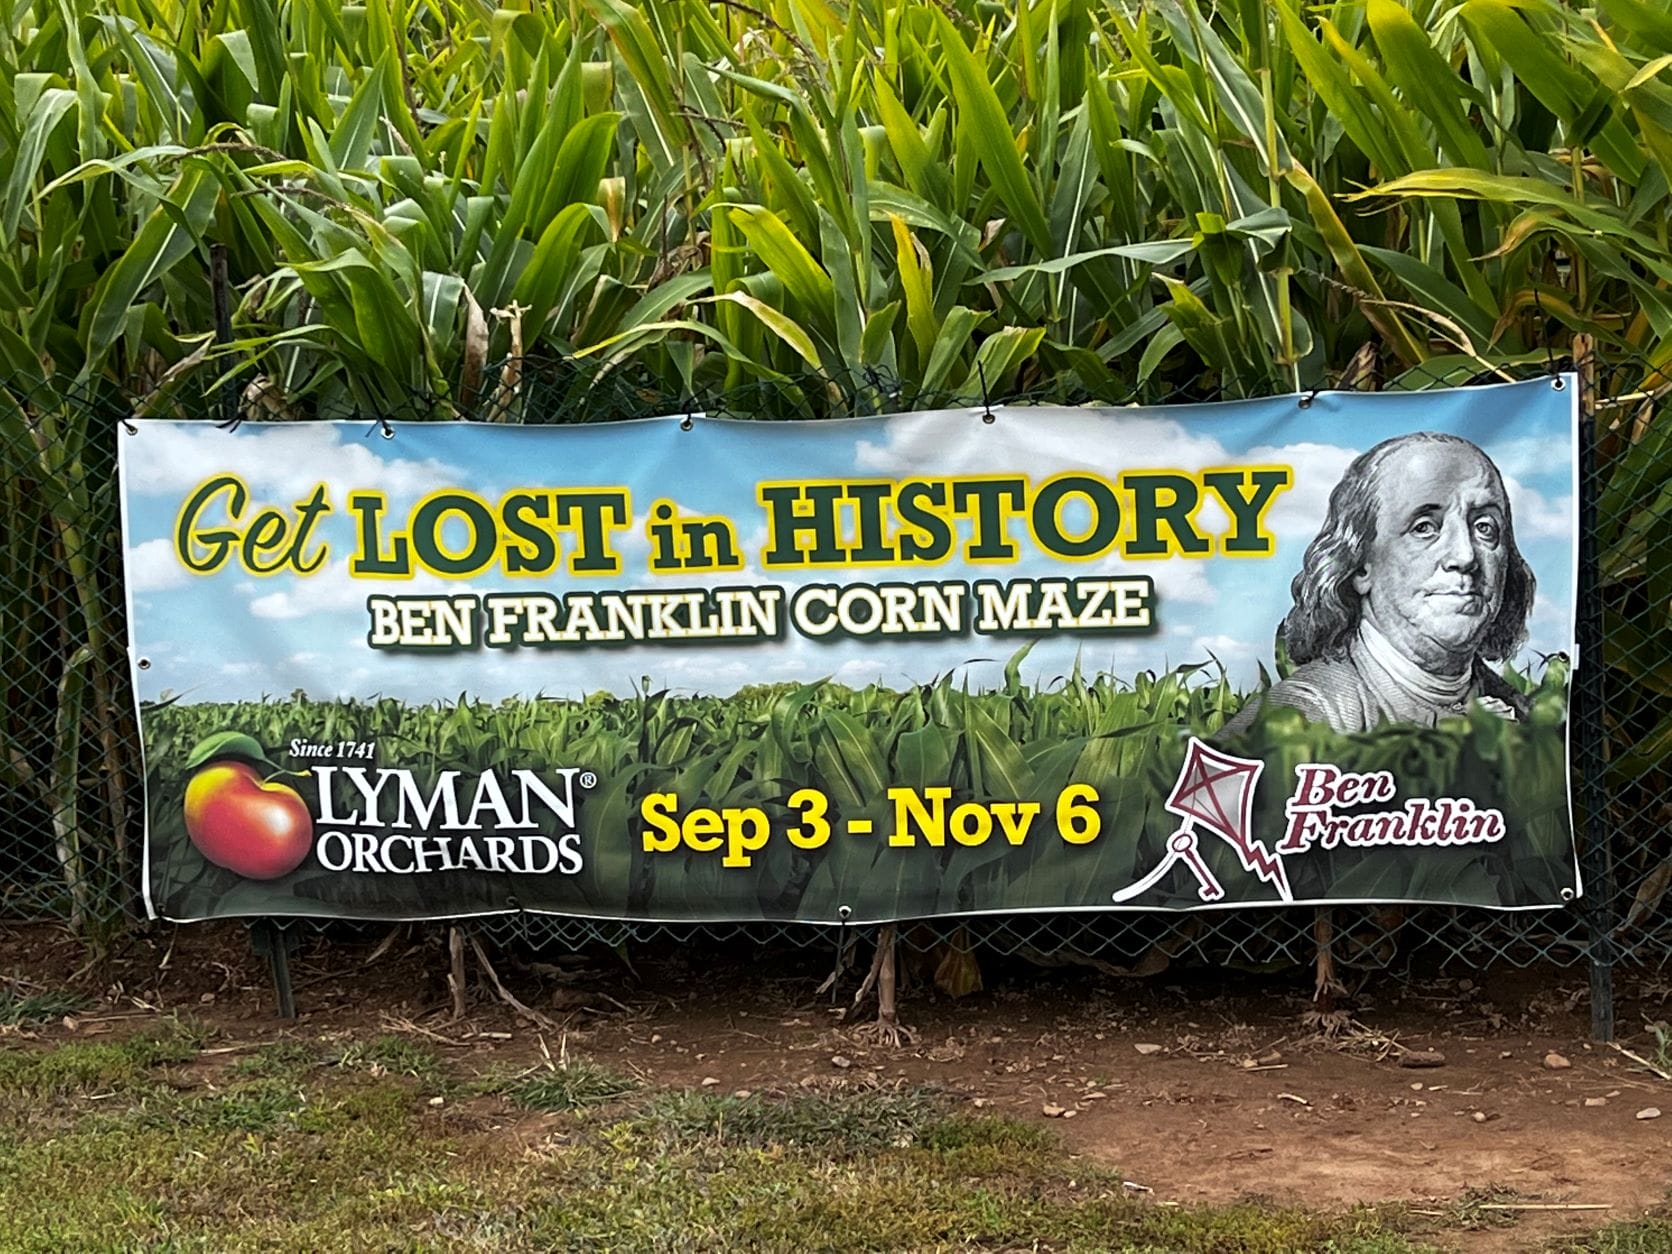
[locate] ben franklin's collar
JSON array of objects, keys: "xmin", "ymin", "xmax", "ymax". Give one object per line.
[{"xmin": 1353, "ymin": 620, "xmax": 1473, "ymax": 708}]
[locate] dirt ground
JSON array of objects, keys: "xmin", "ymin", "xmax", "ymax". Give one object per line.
[{"xmin": 7, "ymin": 920, "xmax": 1671, "ymax": 1252}]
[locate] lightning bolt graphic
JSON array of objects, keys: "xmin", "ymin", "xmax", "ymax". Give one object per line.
[
  {"xmin": 1216, "ymin": 814, "xmax": 1292, "ymax": 900},
  {"xmin": 1163, "ymin": 737, "xmax": 1292, "ymax": 903}
]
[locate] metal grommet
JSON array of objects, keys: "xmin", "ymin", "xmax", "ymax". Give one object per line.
[
  {"xmin": 680, "ymin": 415, "xmax": 694, "ymax": 431},
  {"xmin": 981, "ymin": 410, "xmax": 996, "ymax": 425},
  {"xmin": 1298, "ymin": 388, "xmax": 1319, "ymax": 409},
  {"xmin": 137, "ymin": 657, "xmax": 152, "ymax": 670},
  {"xmin": 380, "ymin": 421, "xmax": 396, "ymax": 439},
  {"xmin": 838, "ymin": 904, "xmax": 853, "ymax": 920},
  {"xmin": 1559, "ymin": 887, "xmax": 1575, "ymax": 902},
  {"xmin": 121, "ymin": 417, "xmax": 139, "ymax": 435},
  {"xmin": 1551, "ymin": 376, "xmax": 1566, "ymax": 392}
]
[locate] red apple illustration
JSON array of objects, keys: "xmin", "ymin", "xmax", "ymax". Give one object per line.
[{"xmin": 183, "ymin": 759, "xmax": 314, "ymax": 880}]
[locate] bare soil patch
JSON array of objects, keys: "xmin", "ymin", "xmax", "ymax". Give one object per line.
[{"xmin": 7, "ymin": 920, "xmax": 1669, "ymax": 1251}]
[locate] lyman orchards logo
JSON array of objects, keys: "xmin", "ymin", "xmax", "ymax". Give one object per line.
[
  {"xmin": 182, "ymin": 734, "xmax": 315, "ymax": 880},
  {"xmin": 181, "ymin": 733, "xmax": 588, "ymax": 881},
  {"xmin": 1112, "ymin": 738, "xmax": 1509, "ymax": 905}
]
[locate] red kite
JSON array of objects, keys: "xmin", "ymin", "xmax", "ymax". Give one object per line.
[{"xmin": 1112, "ymin": 737, "xmax": 1291, "ymax": 904}]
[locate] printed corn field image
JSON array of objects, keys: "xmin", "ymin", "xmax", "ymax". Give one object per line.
[{"xmin": 141, "ymin": 654, "xmax": 1575, "ymax": 923}]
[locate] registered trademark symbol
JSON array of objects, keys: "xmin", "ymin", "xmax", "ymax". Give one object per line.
[{"xmin": 579, "ymin": 771, "xmax": 598, "ymax": 789}]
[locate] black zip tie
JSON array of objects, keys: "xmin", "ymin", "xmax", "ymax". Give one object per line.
[
  {"xmin": 680, "ymin": 394, "xmax": 696, "ymax": 431},
  {"xmin": 120, "ymin": 414, "xmax": 138, "ymax": 435},
  {"xmin": 977, "ymin": 360, "xmax": 996, "ymax": 424},
  {"xmin": 1297, "ymin": 386, "xmax": 1321, "ymax": 409},
  {"xmin": 365, "ymin": 417, "xmax": 395, "ymax": 440},
  {"xmin": 215, "ymin": 414, "xmax": 243, "ymax": 432}
]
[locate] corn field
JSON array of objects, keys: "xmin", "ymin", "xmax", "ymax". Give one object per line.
[
  {"xmin": 0, "ymin": 0, "xmax": 1669, "ymax": 967},
  {"xmin": 5, "ymin": 0, "xmax": 1672, "ymax": 404}
]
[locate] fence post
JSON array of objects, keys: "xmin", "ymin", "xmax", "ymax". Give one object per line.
[
  {"xmin": 249, "ymin": 920, "xmax": 299, "ymax": 1020},
  {"xmin": 1572, "ymin": 335, "xmax": 1614, "ymax": 1042}
]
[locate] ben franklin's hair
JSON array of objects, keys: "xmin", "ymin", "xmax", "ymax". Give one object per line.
[{"xmin": 1281, "ymin": 432, "xmax": 1536, "ymax": 665}]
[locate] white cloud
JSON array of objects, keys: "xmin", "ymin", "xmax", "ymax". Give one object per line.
[
  {"xmin": 1505, "ymin": 482, "xmax": 1573, "ymax": 542},
  {"xmin": 1188, "ymin": 633, "xmax": 1260, "ymax": 667},
  {"xmin": 124, "ymin": 423, "xmax": 464, "ymax": 506},
  {"xmin": 246, "ymin": 559, "xmax": 479, "ymax": 620},
  {"xmin": 1244, "ymin": 440, "xmax": 1358, "ymax": 540},
  {"xmin": 126, "ymin": 538, "xmax": 191, "ymax": 593},
  {"xmin": 855, "ymin": 408, "xmax": 1232, "ymax": 480}
]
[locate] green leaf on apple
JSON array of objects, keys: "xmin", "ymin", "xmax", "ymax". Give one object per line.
[{"xmin": 184, "ymin": 731, "xmax": 284, "ymax": 775}]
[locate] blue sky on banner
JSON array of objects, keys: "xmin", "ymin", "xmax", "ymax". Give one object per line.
[{"xmin": 121, "ymin": 379, "xmax": 1576, "ymax": 706}]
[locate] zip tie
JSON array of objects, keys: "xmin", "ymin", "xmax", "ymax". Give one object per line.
[
  {"xmin": 365, "ymin": 418, "xmax": 395, "ymax": 440},
  {"xmin": 1297, "ymin": 387, "xmax": 1321, "ymax": 410},
  {"xmin": 977, "ymin": 360, "xmax": 996, "ymax": 424}
]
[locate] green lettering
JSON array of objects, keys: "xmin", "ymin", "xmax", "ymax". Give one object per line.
[
  {"xmin": 411, "ymin": 494, "xmax": 496, "ymax": 576},
  {"xmin": 1121, "ymin": 473, "xmax": 1209, "ymax": 557},
  {"xmin": 1032, "ymin": 475, "xmax": 1120, "ymax": 558},
  {"xmin": 950, "ymin": 478, "xmax": 1025, "ymax": 560},
  {"xmin": 759, "ymin": 483, "xmax": 846, "ymax": 566},
  {"xmin": 1202, "ymin": 469, "xmax": 1291, "ymax": 554},
  {"xmin": 348, "ymin": 493, "xmax": 411, "ymax": 576}
]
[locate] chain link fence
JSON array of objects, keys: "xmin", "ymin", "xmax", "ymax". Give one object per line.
[{"xmin": 3, "ymin": 351, "xmax": 1667, "ymax": 997}]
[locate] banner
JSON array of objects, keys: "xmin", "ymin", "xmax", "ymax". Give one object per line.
[{"xmin": 120, "ymin": 378, "xmax": 1580, "ymax": 923}]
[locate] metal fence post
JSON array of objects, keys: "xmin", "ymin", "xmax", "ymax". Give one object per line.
[
  {"xmin": 249, "ymin": 919, "xmax": 299, "ymax": 1020},
  {"xmin": 1573, "ymin": 337, "xmax": 1614, "ymax": 1042}
]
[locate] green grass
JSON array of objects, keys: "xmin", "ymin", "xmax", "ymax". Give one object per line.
[
  {"xmin": 8, "ymin": 1028, "xmax": 1667, "ymax": 1253},
  {"xmin": 0, "ymin": 1020, "xmax": 205, "ymax": 1097},
  {"xmin": 494, "ymin": 1058, "xmax": 640, "ymax": 1111},
  {"xmin": 1550, "ymin": 1214, "xmax": 1672, "ymax": 1253},
  {"xmin": 0, "ymin": 986, "xmax": 91, "ymax": 1026},
  {"xmin": 619, "ymin": 1085, "xmax": 966, "ymax": 1153},
  {"xmin": 329, "ymin": 1034, "xmax": 447, "ymax": 1084},
  {"xmin": 227, "ymin": 1040, "xmax": 319, "ymax": 1081},
  {"xmin": 0, "ymin": 1027, "xmax": 1455, "ymax": 1253}
]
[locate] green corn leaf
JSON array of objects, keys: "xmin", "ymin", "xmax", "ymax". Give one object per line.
[
  {"xmin": 82, "ymin": 164, "xmax": 221, "ymax": 373},
  {"xmin": 933, "ymin": 12, "xmax": 1054, "ymax": 256},
  {"xmin": 729, "ymin": 205, "xmax": 836, "ymax": 325},
  {"xmin": 702, "ymin": 291, "xmax": 822, "ymax": 368}
]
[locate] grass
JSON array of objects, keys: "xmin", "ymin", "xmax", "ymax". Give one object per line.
[
  {"xmin": 494, "ymin": 1057, "xmax": 640, "ymax": 1111},
  {"xmin": 1550, "ymin": 1211, "xmax": 1672, "ymax": 1253},
  {"xmin": 0, "ymin": 1026, "xmax": 1659, "ymax": 1253},
  {"xmin": 0, "ymin": 985, "xmax": 90, "ymax": 1027},
  {"xmin": 0, "ymin": 1019, "xmax": 205, "ymax": 1096}
]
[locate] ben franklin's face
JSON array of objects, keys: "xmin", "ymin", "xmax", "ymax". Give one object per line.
[{"xmin": 1353, "ymin": 442, "xmax": 1509, "ymax": 671}]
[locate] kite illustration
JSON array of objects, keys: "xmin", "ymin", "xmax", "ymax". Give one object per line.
[{"xmin": 1112, "ymin": 737, "xmax": 1292, "ymax": 904}]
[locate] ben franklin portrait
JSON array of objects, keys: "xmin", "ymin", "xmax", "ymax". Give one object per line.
[{"xmin": 1224, "ymin": 431, "xmax": 1536, "ymax": 735}]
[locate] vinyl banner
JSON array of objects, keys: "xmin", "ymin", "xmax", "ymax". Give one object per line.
[{"xmin": 120, "ymin": 378, "xmax": 1580, "ymax": 923}]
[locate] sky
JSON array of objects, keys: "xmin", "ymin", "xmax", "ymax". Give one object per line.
[{"xmin": 119, "ymin": 378, "xmax": 1577, "ymax": 706}]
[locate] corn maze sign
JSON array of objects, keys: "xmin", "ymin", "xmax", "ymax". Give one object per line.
[{"xmin": 120, "ymin": 379, "xmax": 1580, "ymax": 923}]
